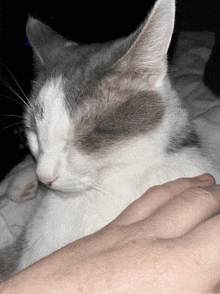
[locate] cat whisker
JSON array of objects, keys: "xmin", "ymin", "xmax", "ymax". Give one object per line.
[
  {"xmin": 82, "ymin": 182, "xmax": 111, "ymax": 219},
  {"xmin": 0, "ymin": 122, "xmax": 23, "ymax": 134},
  {"xmin": 0, "ymin": 94, "xmax": 24, "ymax": 108},
  {"xmin": 91, "ymin": 184, "xmax": 106, "ymax": 194},
  {"xmin": 90, "ymin": 183, "xmax": 108, "ymax": 196},
  {"xmin": 4, "ymin": 67, "xmax": 29, "ymax": 103},
  {"xmin": 0, "ymin": 114, "xmax": 24, "ymax": 120},
  {"xmin": 82, "ymin": 188, "xmax": 107, "ymax": 222},
  {"xmin": 80, "ymin": 189, "xmax": 93, "ymax": 210},
  {"xmin": 1, "ymin": 79, "xmax": 28, "ymax": 108}
]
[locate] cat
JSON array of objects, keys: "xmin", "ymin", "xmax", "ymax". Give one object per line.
[{"xmin": 2, "ymin": 0, "xmax": 220, "ymax": 277}]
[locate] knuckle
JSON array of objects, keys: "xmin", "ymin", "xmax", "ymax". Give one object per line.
[
  {"xmin": 159, "ymin": 178, "xmax": 193, "ymax": 193},
  {"xmin": 165, "ymin": 177, "xmax": 196, "ymax": 190},
  {"xmin": 148, "ymin": 176, "xmax": 205, "ymax": 194}
]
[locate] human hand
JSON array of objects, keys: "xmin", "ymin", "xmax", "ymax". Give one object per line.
[
  {"xmin": 1, "ymin": 174, "xmax": 220, "ymax": 294},
  {"xmin": 106, "ymin": 173, "xmax": 220, "ymax": 293}
]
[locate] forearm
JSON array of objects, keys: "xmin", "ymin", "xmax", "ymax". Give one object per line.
[{"xmin": 0, "ymin": 227, "xmax": 137, "ymax": 294}]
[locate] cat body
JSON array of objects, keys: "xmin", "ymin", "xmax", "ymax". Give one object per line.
[
  {"xmin": 17, "ymin": 140, "xmax": 217, "ymax": 271},
  {"xmin": 12, "ymin": 0, "xmax": 220, "ymax": 273}
]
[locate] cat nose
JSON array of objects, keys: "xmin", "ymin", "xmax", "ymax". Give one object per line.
[
  {"xmin": 37, "ymin": 174, "xmax": 57, "ymax": 186},
  {"xmin": 36, "ymin": 155, "xmax": 60, "ymax": 187}
]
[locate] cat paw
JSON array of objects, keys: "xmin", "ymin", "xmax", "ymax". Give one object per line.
[
  {"xmin": 0, "ymin": 155, "xmax": 38, "ymax": 202},
  {"xmin": 8, "ymin": 166, "xmax": 38, "ymax": 201}
]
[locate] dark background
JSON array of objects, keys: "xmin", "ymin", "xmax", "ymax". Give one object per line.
[{"xmin": 0, "ymin": 0, "xmax": 220, "ymax": 180}]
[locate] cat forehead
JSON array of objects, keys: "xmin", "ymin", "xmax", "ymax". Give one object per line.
[
  {"xmin": 33, "ymin": 72, "xmax": 105, "ymax": 129},
  {"xmin": 31, "ymin": 43, "xmax": 120, "ymax": 113},
  {"xmin": 37, "ymin": 40, "xmax": 127, "ymax": 82},
  {"xmin": 31, "ymin": 37, "xmax": 161, "ymax": 119},
  {"xmin": 36, "ymin": 76, "xmax": 71, "ymax": 136},
  {"xmin": 34, "ymin": 68, "xmax": 155, "ymax": 123},
  {"xmin": 34, "ymin": 71, "xmax": 104, "ymax": 121},
  {"xmin": 38, "ymin": 76, "xmax": 65, "ymax": 111}
]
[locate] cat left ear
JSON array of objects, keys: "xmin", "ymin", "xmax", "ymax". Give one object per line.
[
  {"xmin": 116, "ymin": 0, "xmax": 175, "ymax": 87},
  {"xmin": 26, "ymin": 17, "xmax": 78, "ymax": 67}
]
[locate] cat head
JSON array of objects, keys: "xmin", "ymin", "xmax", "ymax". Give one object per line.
[{"xmin": 24, "ymin": 0, "xmax": 175, "ymax": 194}]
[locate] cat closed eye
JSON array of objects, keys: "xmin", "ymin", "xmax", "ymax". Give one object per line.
[{"xmin": 95, "ymin": 127, "xmax": 117, "ymax": 135}]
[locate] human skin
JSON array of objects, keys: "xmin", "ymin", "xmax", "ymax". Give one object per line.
[{"xmin": 1, "ymin": 173, "xmax": 220, "ymax": 293}]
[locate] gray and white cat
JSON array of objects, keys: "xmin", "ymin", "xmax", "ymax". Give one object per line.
[{"xmin": 9, "ymin": 0, "xmax": 220, "ymax": 274}]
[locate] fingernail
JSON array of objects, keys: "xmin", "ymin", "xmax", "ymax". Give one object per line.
[{"xmin": 195, "ymin": 173, "xmax": 215, "ymax": 181}]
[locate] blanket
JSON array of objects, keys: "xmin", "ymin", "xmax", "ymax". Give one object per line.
[
  {"xmin": 1, "ymin": 31, "xmax": 220, "ymax": 250},
  {"xmin": 170, "ymin": 32, "xmax": 220, "ymax": 169}
]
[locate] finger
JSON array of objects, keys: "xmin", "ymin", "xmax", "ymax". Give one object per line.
[
  {"xmin": 179, "ymin": 195, "xmax": 220, "ymax": 288},
  {"xmin": 114, "ymin": 174, "xmax": 215, "ymax": 226},
  {"xmin": 139, "ymin": 185, "xmax": 220, "ymax": 239}
]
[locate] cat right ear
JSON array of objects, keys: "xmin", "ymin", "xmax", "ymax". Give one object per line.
[
  {"xmin": 26, "ymin": 17, "xmax": 78, "ymax": 68},
  {"xmin": 115, "ymin": 0, "xmax": 175, "ymax": 88}
]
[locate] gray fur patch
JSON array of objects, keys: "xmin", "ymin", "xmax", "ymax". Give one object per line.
[
  {"xmin": 76, "ymin": 90, "xmax": 164, "ymax": 153},
  {"xmin": 0, "ymin": 244, "xmax": 19, "ymax": 281},
  {"xmin": 167, "ymin": 127, "xmax": 201, "ymax": 153},
  {"xmin": 0, "ymin": 234, "xmax": 25, "ymax": 281}
]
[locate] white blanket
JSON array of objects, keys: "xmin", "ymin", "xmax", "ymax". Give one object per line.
[
  {"xmin": 170, "ymin": 32, "xmax": 220, "ymax": 169},
  {"xmin": 1, "ymin": 32, "xmax": 220, "ymax": 250}
]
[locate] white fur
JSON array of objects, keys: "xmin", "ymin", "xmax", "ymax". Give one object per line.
[{"xmin": 33, "ymin": 77, "xmax": 75, "ymax": 185}]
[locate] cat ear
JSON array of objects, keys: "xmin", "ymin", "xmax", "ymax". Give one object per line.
[
  {"xmin": 26, "ymin": 17, "xmax": 78, "ymax": 67},
  {"xmin": 116, "ymin": 0, "xmax": 175, "ymax": 87}
]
